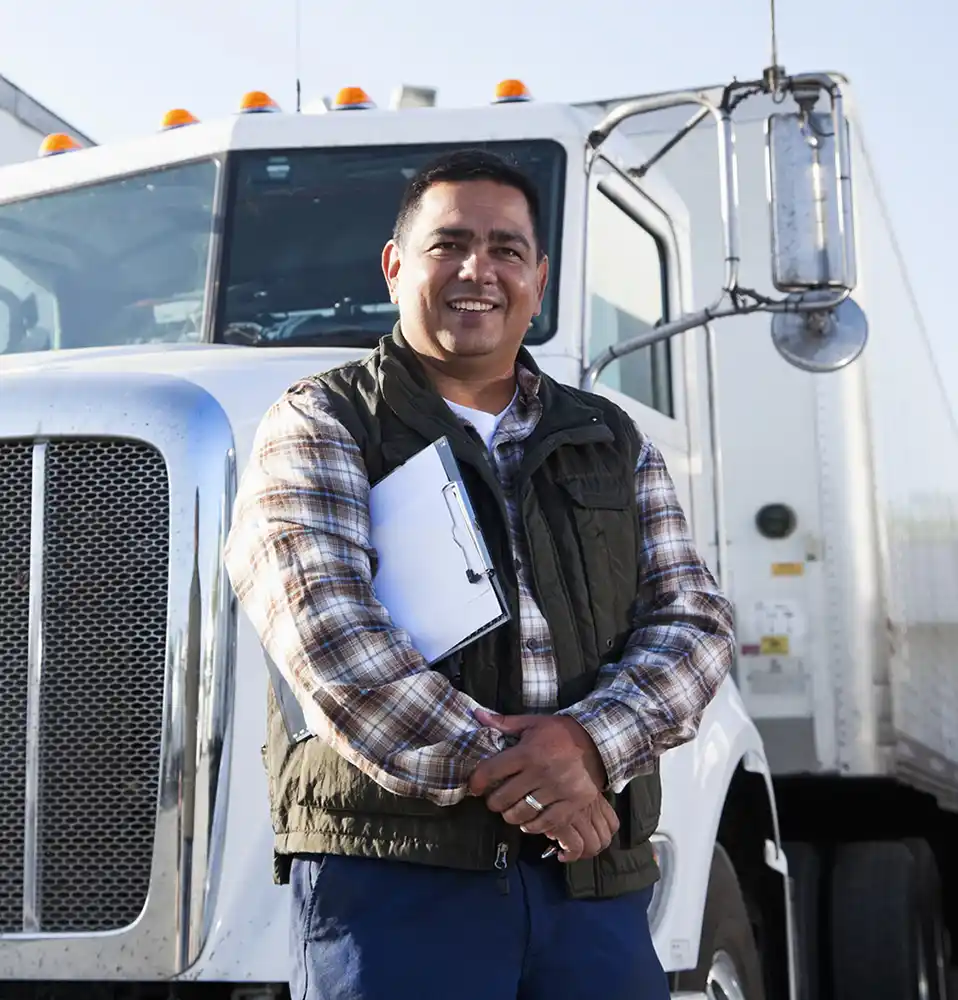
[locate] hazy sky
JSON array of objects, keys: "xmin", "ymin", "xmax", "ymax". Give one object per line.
[{"xmin": 2, "ymin": 0, "xmax": 953, "ymax": 401}]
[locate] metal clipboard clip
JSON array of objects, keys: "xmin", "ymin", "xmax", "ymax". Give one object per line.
[{"xmin": 441, "ymin": 481, "xmax": 494, "ymax": 585}]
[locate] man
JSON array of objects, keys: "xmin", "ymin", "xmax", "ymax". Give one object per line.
[{"xmin": 224, "ymin": 149, "xmax": 735, "ymax": 1000}]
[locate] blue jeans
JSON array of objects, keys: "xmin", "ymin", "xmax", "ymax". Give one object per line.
[{"xmin": 289, "ymin": 852, "xmax": 670, "ymax": 1000}]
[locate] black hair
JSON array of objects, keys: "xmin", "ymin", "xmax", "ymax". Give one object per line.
[{"xmin": 392, "ymin": 148, "xmax": 543, "ymax": 254}]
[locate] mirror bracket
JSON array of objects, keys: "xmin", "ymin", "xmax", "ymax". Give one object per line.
[{"xmin": 581, "ymin": 68, "xmax": 862, "ymax": 388}]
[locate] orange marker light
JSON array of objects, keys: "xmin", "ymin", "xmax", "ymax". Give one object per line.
[
  {"xmin": 493, "ymin": 79, "xmax": 532, "ymax": 104},
  {"xmin": 239, "ymin": 90, "xmax": 281, "ymax": 114},
  {"xmin": 38, "ymin": 133, "xmax": 81, "ymax": 157},
  {"xmin": 332, "ymin": 86, "xmax": 375, "ymax": 110},
  {"xmin": 161, "ymin": 108, "xmax": 199, "ymax": 130}
]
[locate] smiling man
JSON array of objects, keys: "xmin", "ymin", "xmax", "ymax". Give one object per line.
[{"xmin": 224, "ymin": 149, "xmax": 735, "ymax": 1000}]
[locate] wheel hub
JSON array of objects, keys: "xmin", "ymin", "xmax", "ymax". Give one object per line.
[{"xmin": 706, "ymin": 949, "xmax": 748, "ymax": 1000}]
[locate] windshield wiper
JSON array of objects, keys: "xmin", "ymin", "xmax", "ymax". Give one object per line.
[{"xmin": 220, "ymin": 324, "xmax": 385, "ymax": 349}]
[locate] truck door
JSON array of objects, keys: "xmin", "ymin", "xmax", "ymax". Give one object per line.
[{"xmin": 582, "ymin": 164, "xmax": 698, "ymax": 538}]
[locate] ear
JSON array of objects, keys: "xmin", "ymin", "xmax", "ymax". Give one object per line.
[
  {"xmin": 382, "ymin": 240, "xmax": 402, "ymax": 303},
  {"xmin": 533, "ymin": 254, "xmax": 549, "ymax": 316}
]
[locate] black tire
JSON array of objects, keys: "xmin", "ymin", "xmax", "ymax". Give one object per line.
[
  {"xmin": 784, "ymin": 841, "xmax": 820, "ymax": 1000},
  {"xmin": 830, "ymin": 841, "xmax": 925, "ymax": 1000},
  {"xmin": 674, "ymin": 844, "xmax": 766, "ymax": 1000},
  {"xmin": 904, "ymin": 838, "xmax": 948, "ymax": 1000}
]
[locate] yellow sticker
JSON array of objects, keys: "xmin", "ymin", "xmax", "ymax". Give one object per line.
[
  {"xmin": 771, "ymin": 562, "xmax": 804, "ymax": 577},
  {"xmin": 760, "ymin": 635, "xmax": 790, "ymax": 656}
]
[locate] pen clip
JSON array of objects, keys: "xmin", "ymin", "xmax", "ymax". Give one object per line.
[{"xmin": 441, "ymin": 481, "xmax": 493, "ymax": 585}]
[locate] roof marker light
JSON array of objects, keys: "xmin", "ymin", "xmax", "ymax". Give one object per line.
[
  {"xmin": 239, "ymin": 90, "xmax": 281, "ymax": 113},
  {"xmin": 38, "ymin": 133, "xmax": 81, "ymax": 157},
  {"xmin": 493, "ymin": 79, "xmax": 532, "ymax": 104},
  {"xmin": 161, "ymin": 108, "xmax": 199, "ymax": 130},
  {"xmin": 332, "ymin": 86, "xmax": 375, "ymax": 110}
]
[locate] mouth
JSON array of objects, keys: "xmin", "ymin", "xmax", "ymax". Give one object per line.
[{"xmin": 446, "ymin": 298, "xmax": 500, "ymax": 314}]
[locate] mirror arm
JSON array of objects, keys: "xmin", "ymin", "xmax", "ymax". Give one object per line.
[
  {"xmin": 629, "ymin": 107, "xmax": 710, "ymax": 179},
  {"xmin": 579, "ymin": 286, "xmax": 852, "ymax": 391},
  {"xmin": 588, "ymin": 91, "xmax": 742, "ymax": 294}
]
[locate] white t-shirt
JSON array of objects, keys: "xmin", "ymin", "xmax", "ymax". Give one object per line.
[{"xmin": 443, "ymin": 389, "xmax": 518, "ymax": 451}]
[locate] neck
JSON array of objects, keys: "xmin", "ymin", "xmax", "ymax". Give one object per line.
[{"xmin": 416, "ymin": 354, "xmax": 518, "ymax": 415}]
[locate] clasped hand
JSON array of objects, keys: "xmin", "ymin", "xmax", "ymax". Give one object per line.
[{"xmin": 468, "ymin": 710, "xmax": 619, "ymax": 863}]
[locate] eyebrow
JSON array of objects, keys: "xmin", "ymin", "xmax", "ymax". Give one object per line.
[{"xmin": 428, "ymin": 226, "xmax": 533, "ymax": 251}]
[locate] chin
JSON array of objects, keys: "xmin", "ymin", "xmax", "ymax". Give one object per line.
[{"xmin": 438, "ymin": 332, "xmax": 502, "ymax": 357}]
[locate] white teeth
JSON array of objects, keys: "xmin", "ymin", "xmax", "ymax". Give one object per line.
[{"xmin": 449, "ymin": 300, "xmax": 494, "ymax": 312}]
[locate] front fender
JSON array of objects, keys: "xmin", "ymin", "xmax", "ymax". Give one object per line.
[{"xmin": 651, "ymin": 677, "xmax": 780, "ymax": 973}]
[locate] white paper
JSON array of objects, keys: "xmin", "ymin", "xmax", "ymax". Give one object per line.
[{"xmin": 368, "ymin": 441, "xmax": 505, "ymax": 663}]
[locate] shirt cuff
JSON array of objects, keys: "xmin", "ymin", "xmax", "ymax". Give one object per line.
[{"xmin": 558, "ymin": 698, "xmax": 653, "ymax": 791}]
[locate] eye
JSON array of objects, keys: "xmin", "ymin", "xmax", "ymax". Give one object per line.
[
  {"xmin": 496, "ymin": 247, "xmax": 522, "ymax": 259},
  {"xmin": 431, "ymin": 241, "xmax": 462, "ymax": 252}
]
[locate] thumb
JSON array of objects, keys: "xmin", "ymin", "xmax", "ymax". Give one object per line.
[{"xmin": 474, "ymin": 708, "xmax": 537, "ymax": 733}]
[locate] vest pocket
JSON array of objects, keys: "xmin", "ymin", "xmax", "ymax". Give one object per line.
[
  {"xmin": 555, "ymin": 476, "xmax": 636, "ymax": 654},
  {"xmin": 625, "ymin": 765, "xmax": 662, "ymax": 846}
]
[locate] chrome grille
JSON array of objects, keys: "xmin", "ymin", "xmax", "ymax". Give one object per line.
[
  {"xmin": 0, "ymin": 444, "xmax": 32, "ymax": 934},
  {"xmin": 0, "ymin": 439, "xmax": 170, "ymax": 934}
]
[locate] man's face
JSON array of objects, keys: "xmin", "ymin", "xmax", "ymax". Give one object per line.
[{"xmin": 382, "ymin": 179, "xmax": 549, "ymax": 368}]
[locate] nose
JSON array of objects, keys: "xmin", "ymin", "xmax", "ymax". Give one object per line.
[{"xmin": 458, "ymin": 245, "xmax": 497, "ymax": 285}]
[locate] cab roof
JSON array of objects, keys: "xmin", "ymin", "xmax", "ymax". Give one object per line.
[{"xmin": 0, "ymin": 101, "xmax": 597, "ymax": 205}]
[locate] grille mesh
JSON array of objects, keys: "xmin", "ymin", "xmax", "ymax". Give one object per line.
[
  {"xmin": 36, "ymin": 440, "xmax": 169, "ymax": 932},
  {"xmin": 0, "ymin": 444, "xmax": 32, "ymax": 933},
  {"xmin": 0, "ymin": 439, "xmax": 170, "ymax": 934}
]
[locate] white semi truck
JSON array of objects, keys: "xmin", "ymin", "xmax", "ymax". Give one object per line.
[{"xmin": 0, "ymin": 66, "xmax": 954, "ymax": 1000}]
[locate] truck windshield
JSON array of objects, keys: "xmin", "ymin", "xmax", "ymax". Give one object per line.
[
  {"xmin": 215, "ymin": 140, "xmax": 565, "ymax": 349},
  {"xmin": 0, "ymin": 159, "xmax": 217, "ymax": 355}
]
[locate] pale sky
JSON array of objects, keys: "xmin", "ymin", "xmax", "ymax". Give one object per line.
[{"xmin": 1, "ymin": 0, "xmax": 953, "ymax": 402}]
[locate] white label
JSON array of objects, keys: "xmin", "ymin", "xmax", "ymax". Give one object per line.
[{"xmin": 751, "ymin": 599, "xmax": 806, "ymax": 644}]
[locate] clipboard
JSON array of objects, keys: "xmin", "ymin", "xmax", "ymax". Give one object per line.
[{"xmin": 269, "ymin": 436, "xmax": 509, "ymax": 744}]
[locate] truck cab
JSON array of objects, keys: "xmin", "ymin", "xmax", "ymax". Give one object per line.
[{"xmin": 0, "ymin": 75, "xmax": 869, "ymax": 999}]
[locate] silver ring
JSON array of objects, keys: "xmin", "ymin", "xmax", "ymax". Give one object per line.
[{"xmin": 524, "ymin": 793, "xmax": 544, "ymax": 813}]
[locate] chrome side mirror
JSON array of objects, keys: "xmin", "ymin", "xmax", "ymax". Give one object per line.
[
  {"xmin": 765, "ymin": 103, "xmax": 856, "ymax": 292},
  {"xmin": 770, "ymin": 289, "xmax": 868, "ymax": 373}
]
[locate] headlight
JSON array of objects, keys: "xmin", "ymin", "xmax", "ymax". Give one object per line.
[{"xmin": 647, "ymin": 834, "xmax": 674, "ymax": 931}]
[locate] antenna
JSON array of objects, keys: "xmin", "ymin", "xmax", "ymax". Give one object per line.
[
  {"xmin": 769, "ymin": 0, "xmax": 779, "ymax": 72},
  {"xmin": 764, "ymin": 0, "xmax": 785, "ymax": 91},
  {"xmin": 294, "ymin": 0, "xmax": 302, "ymax": 112}
]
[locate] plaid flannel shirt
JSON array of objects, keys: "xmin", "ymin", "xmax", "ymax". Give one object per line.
[{"xmin": 224, "ymin": 367, "xmax": 735, "ymax": 807}]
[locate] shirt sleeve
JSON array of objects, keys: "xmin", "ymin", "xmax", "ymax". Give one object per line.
[
  {"xmin": 223, "ymin": 383, "xmax": 507, "ymax": 806},
  {"xmin": 558, "ymin": 435, "xmax": 735, "ymax": 790}
]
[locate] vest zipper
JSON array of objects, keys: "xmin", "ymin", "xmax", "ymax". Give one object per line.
[{"xmin": 495, "ymin": 841, "xmax": 510, "ymax": 895}]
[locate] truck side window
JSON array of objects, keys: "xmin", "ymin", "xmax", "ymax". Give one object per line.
[{"xmin": 587, "ymin": 188, "xmax": 672, "ymax": 417}]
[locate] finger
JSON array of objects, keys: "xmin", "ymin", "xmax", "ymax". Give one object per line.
[
  {"xmin": 570, "ymin": 813, "xmax": 603, "ymax": 860},
  {"xmin": 501, "ymin": 790, "xmax": 557, "ymax": 827},
  {"xmin": 519, "ymin": 799, "xmax": 578, "ymax": 837},
  {"xmin": 473, "ymin": 709, "xmax": 540, "ymax": 735},
  {"xmin": 485, "ymin": 772, "xmax": 542, "ymax": 815},
  {"xmin": 597, "ymin": 797, "xmax": 621, "ymax": 838},
  {"xmin": 552, "ymin": 824, "xmax": 585, "ymax": 863},
  {"xmin": 467, "ymin": 748, "xmax": 527, "ymax": 797},
  {"xmin": 586, "ymin": 806, "xmax": 614, "ymax": 850}
]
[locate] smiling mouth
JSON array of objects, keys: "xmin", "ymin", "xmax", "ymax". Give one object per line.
[{"xmin": 447, "ymin": 299, "xmax": 498, "ymax": 313}]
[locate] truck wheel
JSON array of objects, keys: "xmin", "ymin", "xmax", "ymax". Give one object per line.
[
  {"xmin": 904, "ymin": 838, "xmax": 948, "ymax": 1000},
  {"xmin": 674, "ymin": 844, "xmax": 766, "ymax": 1000},
  {"xmin": 784, "ymin": 841, "xmax": 821, "ymax": 1000},
  {"xmin": 830, "ymin": 841, "xmax": 927, "ymax": 1000}
]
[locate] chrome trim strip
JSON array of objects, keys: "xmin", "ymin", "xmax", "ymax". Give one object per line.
[
  {"xmin": 0, "ymin": 369, "xmax": 236, "ymax": 980},
  {"xmin": 22, "ymin": 442, "xmax": 46, "ymax": 934},
  {"xmin": 191, "ymin": 446, "xmax": 237, "ymax": 961}
]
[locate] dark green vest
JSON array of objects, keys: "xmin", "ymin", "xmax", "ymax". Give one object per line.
[{"xmin": 264, "ymin": 331, "xmax": 661, "ymax": 899}]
